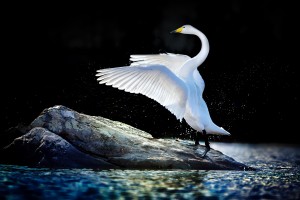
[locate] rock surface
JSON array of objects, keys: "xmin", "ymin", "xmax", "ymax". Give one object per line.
[{"xmin": 1, "ymin": 105, "xmax": 252, "ymax": 170}]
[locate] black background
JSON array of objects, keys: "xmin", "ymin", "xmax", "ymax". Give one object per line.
[{"xmin": 2, "ymin": 1, "xmax": 298, "ymax": 143}]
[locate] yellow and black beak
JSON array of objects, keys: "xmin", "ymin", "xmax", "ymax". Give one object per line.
[{"xmin": 170, "ymin": 26, "xmax": 183, "ymax": 33}]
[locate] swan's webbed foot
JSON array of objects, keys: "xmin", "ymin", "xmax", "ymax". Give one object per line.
[{"xmin": 201, "ymin": 146, "xmax": 211, "ymax": 158}]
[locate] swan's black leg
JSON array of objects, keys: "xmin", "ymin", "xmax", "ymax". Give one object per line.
[
  {"xmin": 195, "ymin": 131, "xmax": 200, "ymax": 145},
  {"xmin": 201, "ymin": 129, "xmax": 210, "ymax": 157}
]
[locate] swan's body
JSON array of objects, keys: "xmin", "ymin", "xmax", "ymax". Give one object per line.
[{"xmin": 96, "ymin": 25, "xmax": 230, "ymax": 156}]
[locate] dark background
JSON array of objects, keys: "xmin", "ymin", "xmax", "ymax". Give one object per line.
[{"xmin": 2, "ymin": 1, "xmax": 298, "ymax": 143}]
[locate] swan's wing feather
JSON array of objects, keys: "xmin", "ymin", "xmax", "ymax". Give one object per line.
[
  {"xmin": 130, "ymin": 53, "xmax": 190, "ymax": 75},
  {"xmin": 96, "ymin": 65, "xmax": 188, "ymax": 120}
]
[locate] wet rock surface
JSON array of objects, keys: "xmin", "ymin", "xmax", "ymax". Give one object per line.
[{"xmin": 1, "ymin": 105, "xmax": 252, "ymax": 170}]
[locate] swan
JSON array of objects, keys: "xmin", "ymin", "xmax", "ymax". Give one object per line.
[{"xmin": 96, "ymin": 25, "xmax": 230, "ymax": 157}]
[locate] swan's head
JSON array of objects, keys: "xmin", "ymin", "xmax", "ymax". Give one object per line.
[{"xmin": 170, "ymin": 25, "xmax": 197, "ymax": 35}]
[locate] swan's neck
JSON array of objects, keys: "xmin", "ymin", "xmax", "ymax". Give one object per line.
[
  {"xmin": 179, "ymin": 30, "xmax": 209, "ymax": 79},
  {"xmin": 193, "ymin": 29, "xmax": 209, "ymax": 67}
]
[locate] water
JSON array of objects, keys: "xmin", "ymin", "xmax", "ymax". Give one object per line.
[{"xmin": 1, "ymin": 143, "xmax": 300, "ymax": 199}]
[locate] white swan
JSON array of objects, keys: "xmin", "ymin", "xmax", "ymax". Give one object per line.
[{"xmin": 96, "ymin": 25, "xmax": 230, "ymax": 157}]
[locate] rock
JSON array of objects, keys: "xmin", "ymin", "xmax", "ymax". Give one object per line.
[
  {"xmin": 2, "ymin": 127, "xmax": 117, "ymax": 169},
  {"xmin": 0, "ymin": 123, "xmax": 31, "ymax": 149},
  {"xmin": 1, "ymin": 105, "xmax": 253, "ymax": 170}
]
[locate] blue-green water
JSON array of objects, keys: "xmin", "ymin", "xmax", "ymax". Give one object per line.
[{"xmin": 1, "ymin": 143, "xmax": 300, "ymax": 199}]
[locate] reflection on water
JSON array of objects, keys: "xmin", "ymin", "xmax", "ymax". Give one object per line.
[{"xmin": 1, "ymin": 143, "xmax": 300, "ymax": 199}]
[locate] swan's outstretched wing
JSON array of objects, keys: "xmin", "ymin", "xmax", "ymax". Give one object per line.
[
  {"xmin": 96, "ymin": 65, "xmax": 188, "ymax": 120},
  {"xmin": 130, "ymin": 53, "xmax": 190, "ymax": 75}
]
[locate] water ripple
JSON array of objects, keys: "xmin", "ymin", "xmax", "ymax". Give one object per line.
[{"xmin": 1, "ymin": 143, "xmax": 300, "ymax": 199}]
